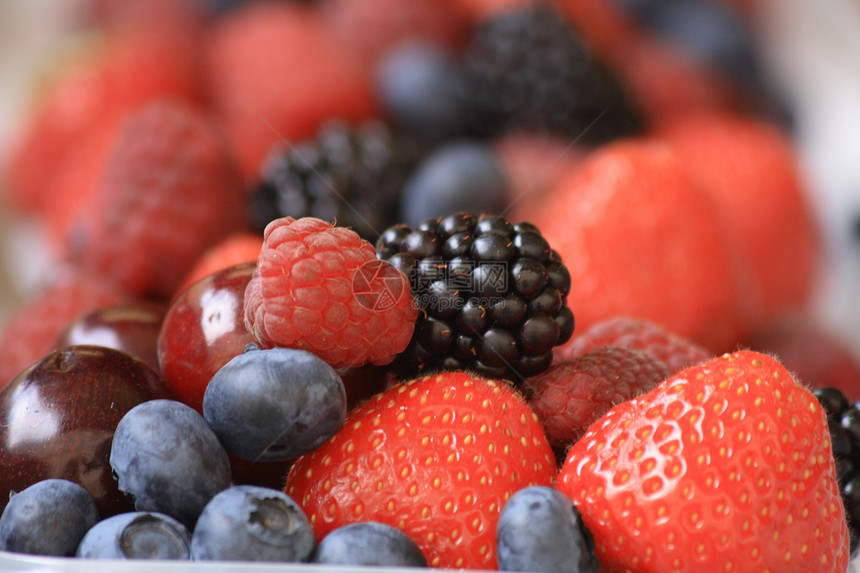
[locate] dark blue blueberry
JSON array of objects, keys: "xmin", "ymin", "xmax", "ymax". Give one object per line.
[
  {"xmin": 400, "ymin": 141, "xmax": 509, "ymax": 227},
  {"xmin": 197, "ymin": 0, "xmax": 315, "ymax": 16},
  {"xmin": 496, "ymin": 486, "xmax": 599, "ymax": 573},
  {"xmin": 0, "ymin": 479, "xmax": 99, "ymax": 556},
  {"xmin": 202, "ymin": 347, "xmax": 347, "ymax": 462},
  {"xmin": 191, "ymin": 485, "xmax": 315, "ymax": 562},
  {"xmin": 76, "ymin": 511, "xmax": 191, "ymax": 560},
  {"xmin": 109, "ymin": 399, "xmax": 232, "ymax": 528},
  {"xmin": 312, "ymin": 521, "xmax": 428, "ymax": 567},
  {"xmin": 376, "ymin": 40, "xmax": 469, "ymax": 144}
]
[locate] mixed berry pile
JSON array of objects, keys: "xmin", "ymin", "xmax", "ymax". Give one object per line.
[{"xmin": 0, "ymin": 0, "xmax": 859, "ymax": 571}]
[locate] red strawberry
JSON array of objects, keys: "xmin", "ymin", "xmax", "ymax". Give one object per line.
[
  {"xmin": 612, "ymin": 34, "xmax": 741, "ymax": 126},
  {"xmin": 175, "ymin": 231, "xmax": 263, "ymax": 297},
  {"xmin": 557, "ymin": 350, "xmax": 850, "ymax": 573},
  {"xmin": 63, "ymin": 99, "xmax": 247, "ymax": 299},
  {"xmin": 203, "ymin": 2, "xmax": 378, "ymax": 178},
  {"xmin": 451, "ymin": 0, "xmax": 532, "ymax": 21},
  {"xmin": 555, "ymin": 315, "xmax": 713, "ymax": 375},
  {"xmin": 322, "ymin": 0, "xmax": 470, "ymax": 71},
  {"xmin": 0, "ymin": 266, "xmax": 128, "ymax": 387},
  {"xmin": 285, "ymin": 371, "xmax": 557, "ymax": 569},
  {"xmin": 514, "ymin": 139, "xmax": 749, "ymax": 354},
  {"xmin": 243, "ymin": 216, "xmax": 417, "ymax": 368},
  {"xmin": 1, "ymin": 31, "xmax": 201, "ymax": 216},
  {"xmin": 554, "ymin": 0, "xmax": 640, "ymax": 62},
  {"xmin": 491, "ymin": 132, "xmax": 587, "ymax": 221},
  {"xmin": 744, "ymin": 314, "xmax": 860, "ymax": 403},
  {"xmin": 524, "ymin": 345, "xmax": 671, "ymax": 452},
  {"xmin": 657, "ymin": 111, "xmax": 821, "ymax": 326}
]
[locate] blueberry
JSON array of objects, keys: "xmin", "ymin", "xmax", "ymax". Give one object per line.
[
  {"xmin": 376, "ymin": 40, "xmax": 469, "ymax": 144},
  {"xmin": 613, "ymin": 0, "xmax": 761, "ymax": 85},
  {"xmin": 0, "ymin": 479, "xmax": 99, "ymax": 556},
  {"xmin": 202, "ymin": 347, "xmax": 347, "ymax": 462},
  {"xmin": 312, "ymin": 521, "xmax": 428, "ymax": 567},
  {"xmin": 76, "ymin": 511, "xmax": 191, "ymax": 559},
  {"xmin": 191, "ymin": 485, "xmax": 315, "ymax": 562},
  {"xmin": 400, "ymin": 141, "xmax": 509, "ymax": 227},
  {"xmin": 496, "ymin": 486, "xmax": 600, "ymax": 573},
  {"xmin": 109, "ymin": 399, "xmax": 232, "ymax": 528}
]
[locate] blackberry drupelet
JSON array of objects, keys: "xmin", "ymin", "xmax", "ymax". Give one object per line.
[
  {"xmin": 460, "ymin": 1, "xmax": 644, "ymax": 143},
  {"xmin": 376, "ymin": 212, "xmax": 574, "ymax": 383},
  {"xmin": 248, "ymin": 120, "xmax": 425, "ymax": 242},
  {"xmin": 813, "ymin": 386, "xmax": 860, "ymax": 555}
]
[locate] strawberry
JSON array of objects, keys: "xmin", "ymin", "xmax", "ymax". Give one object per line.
[
  {"xmin": 491, "ymin": 132, "xmax": 586, "ymax": 221},
  {"xmin": 451, "ymin": 0, "xmax": 532, "ymax": 22},
  {"xmin": 513, "ymin": 139, "xmax": 749, "ymax": 354},
  {"xmin": 285, "ymin": 371, "xmax": 557, "ymax": 569},
  {"xmin": 657, "ymin": 111, "xmax": 821, "ymax": 326},
  {"xmin": 744, "ymin": 314, "xmax": 860, "ymax": 403},
  {"xmin": 557, "ymin": 350, "xmax": 850, "ymax": 573},
  {"xmin": 321, "ymin": 0, "xmax": 470, "ymax": 71},
  {"xmin": 1, "ymin": 31, "xmax": 202, "ymax": 217},
  {"xmin": 612, "ymin": 33, "xmax": 741, "ymax": 126},
  {"xmin": 203, "ymin": 1, "xmax": 378, "ymax": 178}
]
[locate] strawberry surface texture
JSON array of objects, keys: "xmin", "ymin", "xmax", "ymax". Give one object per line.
[
  {"xmin": 557, "ymin": 350, "xmax": 850, "ymax": 573},
  {"xmin": 285, "ymin": 371, "xmax": 558, "ymax": 569}
]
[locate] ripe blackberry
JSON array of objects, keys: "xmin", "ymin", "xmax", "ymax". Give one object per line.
[
  {"xmin": 376, "ymin": 212, "xmax": 574, "ymax": 383},
  {"xmin": 248, "ymin": 120, "xmax": 425, "ymax": 242},
  {"xmin": 812, "ymin": 386, "xmax": 860, "ymax": 555},
  {"xmin": 460, "ymin": 1, "xmax": 644, "ymax": 143}
]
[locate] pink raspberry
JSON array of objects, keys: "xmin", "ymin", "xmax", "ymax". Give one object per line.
[
  {"xmin": 0, "ymin": 267, "xmax": 128, "ymax": 386},
  {"xmin": 524, "ymin": 345, "xmax": 671, "ymax": 452},
  {"xmin": 555, "ymin": 315, "xmax": 712, "ymax": 375},
  {"xmin": 244, "ymin": 217, "xmax": 417, "ymax": 368},
  {"xmin": 63, "ymin": 99, "xmax": 247, "ymax": 299}
]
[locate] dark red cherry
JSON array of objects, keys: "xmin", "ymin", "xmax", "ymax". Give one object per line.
[
  {"xmin": 0, "ymin": 345, "xmax": 175, "ymax": 518},
  {"xmin": 54, "ymin": 302, "xmax": 167, "ymax": 375},
  {"xmin": 158, "ymin": 262, "xmax": 256, "ymax": 413}
]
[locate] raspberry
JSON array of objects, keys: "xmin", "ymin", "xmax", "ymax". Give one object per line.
[
  {"xmin": 243, "ymin": 217, "xmax": 417, "ymax": 368},
  {"xmin": 555, "ymin": 315, "xmax": 713, "ymax": 375},
  {"xmin": 1, "ymin": 31, "xmax": 202, "ymax": 217},
  {"xmin": 0, "ymin": 268, "xmax": 128, "ymax": 386},
  {"xmin": 523, "ymin": 345, "xmax": 671, "ymax": 453},
  {"xmin": 63, "ymin": 99, "xmax": 248, "ymax": 299}
]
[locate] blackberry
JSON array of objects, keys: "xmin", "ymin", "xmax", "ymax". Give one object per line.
[
  {"xmin": 248, "ymin": 120, "xmax": 425, "ymax": 242},
  {"xmin": 460, "ymin": 1, "xmax": 643, "ymax": 144},
  {"xmin": 376, "ymin": 212, "xmax": 574, "ymax": 383},
  {"xmin": 812, "ymin": 386, "xmax": 860, "ymax": 556}
]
